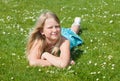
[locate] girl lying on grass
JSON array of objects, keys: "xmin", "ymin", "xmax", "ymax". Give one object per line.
[{"xmin": 26, "ymin": 11, "xmax": 83, "ymax": 68}]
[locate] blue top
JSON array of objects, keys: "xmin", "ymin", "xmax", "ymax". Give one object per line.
[{"xmin": 61, "ymin": 27, "xmax": 83, "ymax": 49}]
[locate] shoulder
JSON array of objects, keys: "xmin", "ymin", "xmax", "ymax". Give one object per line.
[{"xmin": 60, "ymin": 36, "xmax": 70, "ymax": 50}]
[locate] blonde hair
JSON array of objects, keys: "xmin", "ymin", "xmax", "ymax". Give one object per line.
[{"xmin": 26, "ymin": 11, "xmax": 61, "ymax": 58}]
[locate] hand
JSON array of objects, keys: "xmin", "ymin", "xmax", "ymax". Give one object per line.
[
  {"xmin": 41, "ymin": 52, "xmax": 49, "ymax": 60},
  {"xmin": 41, "ymin": 53, "xmax": 46, "ymax": 60},
  {"xmin": 70, "ymin": 60, "xmax": 75, "ymax": 65}
]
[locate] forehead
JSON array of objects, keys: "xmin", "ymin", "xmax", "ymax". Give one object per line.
[{"xmin": 44, "ymin": 18, "xmax": 59, "ymax": 26}]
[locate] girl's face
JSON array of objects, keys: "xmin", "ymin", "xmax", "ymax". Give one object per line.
[{"xmin": 42, "ymin": 18, "xmax": 61, "ymax": 42}]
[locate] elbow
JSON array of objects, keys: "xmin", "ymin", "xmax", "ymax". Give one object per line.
[
  {"xmin": 29, "ymin": 62, "xmax": 35, "ymax": 66},
  {"xmin": 27, "ymin": 56, "xmax": 37, "ymax": 66},
  {"xmin": 29, "ymin": 60, "xmax": 37, "ymax": 66},
  {"xmin": 59, "ymin": 62, "xmax": 69, "ymax": 68}
]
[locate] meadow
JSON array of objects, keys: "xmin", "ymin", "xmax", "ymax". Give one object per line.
[{"xmin": 0, "ymin": 0, "xmax": 120, "ymax": 81}]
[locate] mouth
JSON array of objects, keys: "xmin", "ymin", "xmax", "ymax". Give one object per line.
[
  {"xmin": 52, "ymin": 32, "xmax": 57, "ymax": 35},
  {"xmin": 51, "ymin": 33, "xmax": 61, "ymax": 38}
]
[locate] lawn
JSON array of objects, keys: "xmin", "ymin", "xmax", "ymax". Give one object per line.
[{"xmin": 0, "ymin": 0, "xmax": 120, "ymax": 81}]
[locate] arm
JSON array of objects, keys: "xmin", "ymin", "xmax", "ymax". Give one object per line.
[
  {"xmin": 28, "ymin": 40, "xmax": 52, "ymax": 67},
  {"xmin": 42, "ymin": 39, "xmax": 71, "ymax": 68},
  {"xmin": 28, "ymin": 58, "xmax": 52, "ymax": 67}
]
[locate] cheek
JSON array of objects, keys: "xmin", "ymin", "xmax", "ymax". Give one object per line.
[
  {"xmin": 43, "ymin": 28, "xmax": 49, "ymax": 33},
  {"xmin": 58, "ymin": 29, "xmax": 61, "ymax": 33},
  {"xmin": 43, "ymin": 30, "xmax": 51, "ymax": 36}
]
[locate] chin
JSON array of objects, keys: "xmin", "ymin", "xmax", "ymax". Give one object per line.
[
  {"xmin": 52, "ymin": 38, "xmax": 59, "ymax": 40},
  {"xmin": 51, "ymin": 37, "xmax": 59, "ymax": 40}
]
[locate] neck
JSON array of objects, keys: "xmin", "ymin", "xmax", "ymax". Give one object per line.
[{"xmin": 45, "ymin": 39, "xmax": 58, "ymax": 46}]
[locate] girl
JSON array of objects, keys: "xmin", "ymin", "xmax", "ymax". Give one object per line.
[{"xmin": 26, "ymin": 11, "xmax": 83, "ymax": 68}]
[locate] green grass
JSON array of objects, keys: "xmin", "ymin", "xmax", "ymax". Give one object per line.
[{"xmin": 0, "ymin": 0, "xmax": 120, "ymax": 81}]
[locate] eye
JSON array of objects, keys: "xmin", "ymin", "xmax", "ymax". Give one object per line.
[
  {"xmin": 47, "ymin": 26, "xmax": 53, "ymax": 29},
  {"xmin": 55, "ymin": 25, "xmax": 60, "ymax": 28}
]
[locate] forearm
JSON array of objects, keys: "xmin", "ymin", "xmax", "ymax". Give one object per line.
[
  {"xmin": 29, "ymin": 59, "xmax": 52, "ymax": 67},
  {"xmin": 42, "ymin": 53, "xmax": 70, "ymax": 68}
]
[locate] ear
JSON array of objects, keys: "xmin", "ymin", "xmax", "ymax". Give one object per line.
[{"xmin": 40, "ymin": 30, "xmax": 44, "ymax": 35}]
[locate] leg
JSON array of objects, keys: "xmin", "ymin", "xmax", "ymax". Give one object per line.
[
  {"xmin": 71, "ymin": 24, "xmax": 80, "ymax": 34},
  {"xmin": 71, "ymin": 17, "xmax": 81, "ymax": 34}
]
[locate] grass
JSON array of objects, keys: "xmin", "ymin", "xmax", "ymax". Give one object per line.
[{"xmin": 0, "ymin": 0, "xmax": 120, "ymax": 81}]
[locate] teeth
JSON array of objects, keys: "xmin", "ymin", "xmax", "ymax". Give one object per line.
[{"xmin": 52, "ymin": 33, "xmax": 56, "ymax": 35}]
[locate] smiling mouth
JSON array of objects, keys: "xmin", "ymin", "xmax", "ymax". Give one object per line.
[{"xmin": 51, "ymin": 33, "xmax": 58, "ymax": 35}]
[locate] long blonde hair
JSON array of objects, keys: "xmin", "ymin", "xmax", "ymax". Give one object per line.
[{"xmin": 26, "ymin": 11, "xmax": 61, "ymax": 58}]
